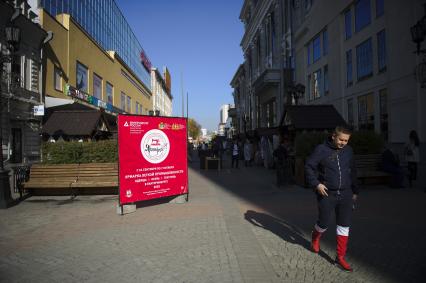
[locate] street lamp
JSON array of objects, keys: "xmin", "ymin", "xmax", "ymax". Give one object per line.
[{"xmin": 0, "ymin": 21, "xmax": 20, "ymax": 209}]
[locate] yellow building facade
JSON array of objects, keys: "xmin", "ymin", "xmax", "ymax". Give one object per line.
[{"xmin": 40, "ymin": 9, "xmax": 152, "ymax": 115}]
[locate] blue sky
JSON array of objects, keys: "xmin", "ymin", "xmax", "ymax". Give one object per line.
[{"xmin": 115, "ymin": 0, "xmax": 244, "ymax": 132}]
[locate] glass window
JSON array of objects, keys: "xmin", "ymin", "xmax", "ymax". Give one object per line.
[
  {"xmin": 379, "ymin": 89, "xmax": 388, "ymax": 140},
  {"xmin": 307, "ymin": 43, "xmax": 311, "ymax": 65},
  {"xmin": 93, "ymin": 73, "xmax": 102, "ymax": 99},
  {"xmin": 346, "ymin": 50, "xmax": 353, "ymax": 86},
  {"xmin": 76, "ymin": 61, "xmax": 88, "ymax": 92},
  {"xmin": 106, "ymin": 82, "xmax": 113, "ymax": 104},
  {"xmin": 135, "ymin": 102, "xmax": 140, "ymax": 114},
  {"xmin": 347, "ymin": 98, "xmax": 354, "ymax": 127},
  {"xmin": 127, "ymin": 96, "xmax": 132, "ymax": 112},
  {"xmin": 355, "ymin": 0, "xmax": 371, "ymax": 32},
  {"xmin": 377, "ymin": 30, "xmax": 386, "ymax": 72},
  {"xmin": 345, "ymin": 10, "xmax": 352, "ymax": 39},
  {"xmin": 307, "ymin": 74, "xmax": 312, "ymax": 100},
  {"xmin": 323, "ymin": 29, "xmax": 328, "ymax": 55},
  {"xmin": 54, "ymin": 66, "xmax": 62, "ymax": 91},
  {"xmin": 121, "ymin": 92, "xmax": 126, "ymax": 110},
  {"xmin": 376, "ymin": 0, "xmax": 384, "ymax": 17},
  {"xmin": 313, "ymin": 35, "xmax": 321, "ymax": 62},
  {"xmin": 357, "ymin": 93, "xmax": 374, "ymax": 130},
  {"xmin": 310, "ymin": 69, "xmax": 322, "ymax": 100},
  {"xmin": 324, "ymin": 65, "xmax": 329, "ymax": 94},
  {"xmin": 356, "ymin": 38, "xmax": 373, "ymax": 80}
]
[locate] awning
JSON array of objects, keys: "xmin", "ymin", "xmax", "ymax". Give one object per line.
[{"xmin": 45, "ymin": 96, "xmax": 74, "ymax": 108}]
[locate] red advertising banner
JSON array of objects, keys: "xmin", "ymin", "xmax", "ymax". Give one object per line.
[{"xmin": 118, "ymin": 115, "xmax": 188, "ymax": 205}]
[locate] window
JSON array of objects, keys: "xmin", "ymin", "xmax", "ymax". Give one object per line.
[
  {"xmin": 377, "ymin": 30, "xmax": 386, "ymax": 71},
  {"xmin": 355, "ymin": 0, "xmax": 371, "ymax": 32},
  {"xmin": 357, "ymin": 93, "xmax": 374, "ymax": 130},
  {"xmin": 76, "ymin": 62, "xmax": 88, "ymax": 92},
  {"xmin": 93, "ymin": 73, "xmax": 102, "ymax": 99},
  {"xmin": 347, "ymin": 98, "xmax": 354, "ymax": 127},
  {"xmin": 379, "ymin": 89, "xmax": 388, "ymax": 140},
  {"xmin": 106, "ymin": 82, "xmax": 113, "ymax": 104},
  {"xmin": 356, "ymin": 38, "xmax": 373, "ymax": 80},
  {"xmin": 346, "ymin": 50, "xmax": 353, "ymax": 86},
  {"xmin": 376, "ymin": 0, "xmax": 384, "ymax": 17},
  {"xmin": 54, "ymin": 66, "xmax": 62, "ymax": 91},
  {"xmin": 307, "ymin": 43, "xmax": 311, "ymax": 65},
  {"xmin": 345, "ymin": 10, "xmax": 352, "ymax": 39},
  {"xmin": 127, "ymin": 96, "xmax": 132, "ymax": 112},
  {"xmin": 324, "ymin": 65, "xmax": 329, "ymax": 94},
  {"xmin": 310, "ymin": 69, "xmax": 322, "ymax": 100},
  {"xmin": 313, "ymin": 35, "xmax": 321, "ymax": 62},
  {"xmin": 121, "ymin": 92, "xmax": 126, "ymax": 110},
  {"xmin": 323, "ymin": 29, "xmax": 328, "ymax": 55},
  {"xmin": 307, "ymin": 74, "xmax": 311, "ymax": 100},
  {"xmin": 135, "ymin": 102, "xmax": 140, "ymax": 114}
]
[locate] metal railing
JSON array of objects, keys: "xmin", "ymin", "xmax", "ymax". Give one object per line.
[{"xmin": 13, "ymin": 165, "xmax": 31, "ymax": 199}]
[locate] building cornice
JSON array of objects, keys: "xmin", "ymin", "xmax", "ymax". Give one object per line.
[{"xmin": 241, "ymin": 0, "xmax": 274, "ymax": 53}]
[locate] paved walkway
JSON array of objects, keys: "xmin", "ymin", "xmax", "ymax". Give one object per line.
[{"xmin": 1, "ymin": 155, "xmax": 425, "ymax": 282}]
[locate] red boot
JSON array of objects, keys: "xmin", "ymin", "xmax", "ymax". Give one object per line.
[
  {"xmin": 311, "ymin": 230, "xmax": 322, "ymax": 253},
  {"xmin": 335, "ymin": 235, "xmax": 353, "ymax": 272}
]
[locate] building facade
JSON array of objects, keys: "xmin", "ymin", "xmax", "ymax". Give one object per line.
[
  {"xmin": 1, "ymin": 0, "xmax": 47, "ymax": 166},
  {"xmin": 37, "ymin": 0, "xmax": 151, "ymax": 89},
  {"xmin": 151, "ymin": 67, "xmax": 172, "ymax": 116},
  {"xmin": 232, "ymin": 0, "xmax": 293, "ymax": 135},
  {"xmin": 292, "ymin": 0, "xmax": 425, "ymax": 145},
  {"xmin": 39, "ymin": 9, "xmax": 152, "ymax": 118}
]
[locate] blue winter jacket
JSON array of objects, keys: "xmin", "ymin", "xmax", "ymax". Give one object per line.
[{"xmin": 305, "ymin": 138, "xmax": 359, "ymax": 194}]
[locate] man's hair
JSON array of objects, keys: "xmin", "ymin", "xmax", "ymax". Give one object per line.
[{"xmin": 334, "ymin": 126, "xmax": 352, "ymax": 136}]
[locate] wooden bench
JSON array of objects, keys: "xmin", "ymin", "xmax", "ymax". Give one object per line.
[
  {"xmin": 355, "ymin": 154, "xmax": 391, "ymax": 184},
  {"xmin": 23, "ymin": 163, "xmax": 118, "ymax": 195}
]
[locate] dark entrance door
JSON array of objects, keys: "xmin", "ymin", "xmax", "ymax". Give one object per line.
[{"xmin": 11, "ymin": 128, "xmax": 22, "ymax": 163}]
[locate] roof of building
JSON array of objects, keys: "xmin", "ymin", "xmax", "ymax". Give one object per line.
[
  {"xmin": 42, "ymin": 110, "xmax": 110, "ymax": 136},
  {"xmin": 281, "ymin": 105, "xmax": 347, "ymax": 130}
]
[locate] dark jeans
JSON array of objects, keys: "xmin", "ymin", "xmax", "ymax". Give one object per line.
[
  {"xmin": 316, "ymin": 189, "xmax": 354, "ymax": 229},
  {"xmin": 231, "ymin": 155, "xmax": 239, "ymax": 168},
  {"xmin": 407, "ymin": 162, "xmax": 418, "ymax": 186}
]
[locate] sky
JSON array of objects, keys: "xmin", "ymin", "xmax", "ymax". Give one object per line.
[{"xmin": 115, "ymin": 0, "xmax": 244, "ymax": 132}]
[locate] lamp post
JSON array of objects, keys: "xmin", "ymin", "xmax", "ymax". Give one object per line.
[{"xmin": 0, "ymin": 22, "xmax": 20, "ymax": 209}]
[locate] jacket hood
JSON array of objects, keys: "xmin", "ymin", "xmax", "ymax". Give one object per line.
[{"xmin": 325, "ymin": 137, "xmax": 339, "ymax": 150}]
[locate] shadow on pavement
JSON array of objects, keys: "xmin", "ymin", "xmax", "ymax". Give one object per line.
[
  {"xmin": 189, "ymin": 149, "xmax": 426, "ymax": 282},
  {"xmin": 244, "ymin": 210, "xmax": 334, "ymax": 264}
]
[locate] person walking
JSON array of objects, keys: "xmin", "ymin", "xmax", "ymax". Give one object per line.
[
  {"xmin": 273, "ymin": 137, "xmax": 289, "ymax": 187},
  {"xmin": 231, "ymin": 139, "xmax": 239, "ymax": 169},
  {"xmin": 305, "ymin": 126, "xmax": 359, "ymax": 272},
  {"xmin": 404, "ymin": 130, "xmax": 420, "ymax": 188},
  {"xmin": 244, "ymin": 139, "xmax": 252, "ymax": 167}
]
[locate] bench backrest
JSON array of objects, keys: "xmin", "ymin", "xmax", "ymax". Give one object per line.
[
  {"xmin": 354, "ymin": 154, "xmax": 382, "ymax": 171},
  {"xmin": 29, "ymin": 163, "xmax": 118, "ymax": 179}
]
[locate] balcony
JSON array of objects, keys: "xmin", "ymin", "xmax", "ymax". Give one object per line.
[{"xmin": 252, "ymin": 68, "xmax": 280, "ymax": 94}]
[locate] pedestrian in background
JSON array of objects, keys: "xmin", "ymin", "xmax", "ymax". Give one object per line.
[
  {"xmin": 404, "ymin": 130, "xmax": 420, "ymax": 188},
  {"xmin": 231, "ymin": 139, "xmax": 239, "ymax": 169},
  {"xmin": 381, "ymin": 146, "xmax": 405, "ymax": 188},
  {"xmin": 244, "ymin": 139, "xmax": 252, "ymax": 167},
  {"xmin": 305, "ymin": 126, "xmax": 359, "ymax": 272},
  {"xmin": 273, "ymin": 137, "xmax": 289, "ymax": 187}
]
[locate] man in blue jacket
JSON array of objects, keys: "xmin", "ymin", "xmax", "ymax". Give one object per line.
[{"xmin": 305, "ymin": 126, "xmax": 358, "ymax": 272}]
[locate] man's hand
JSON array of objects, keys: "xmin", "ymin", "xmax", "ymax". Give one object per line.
[{"xmin": 316, "ymin": 184, "xmax": 328, "ymax": 196}]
